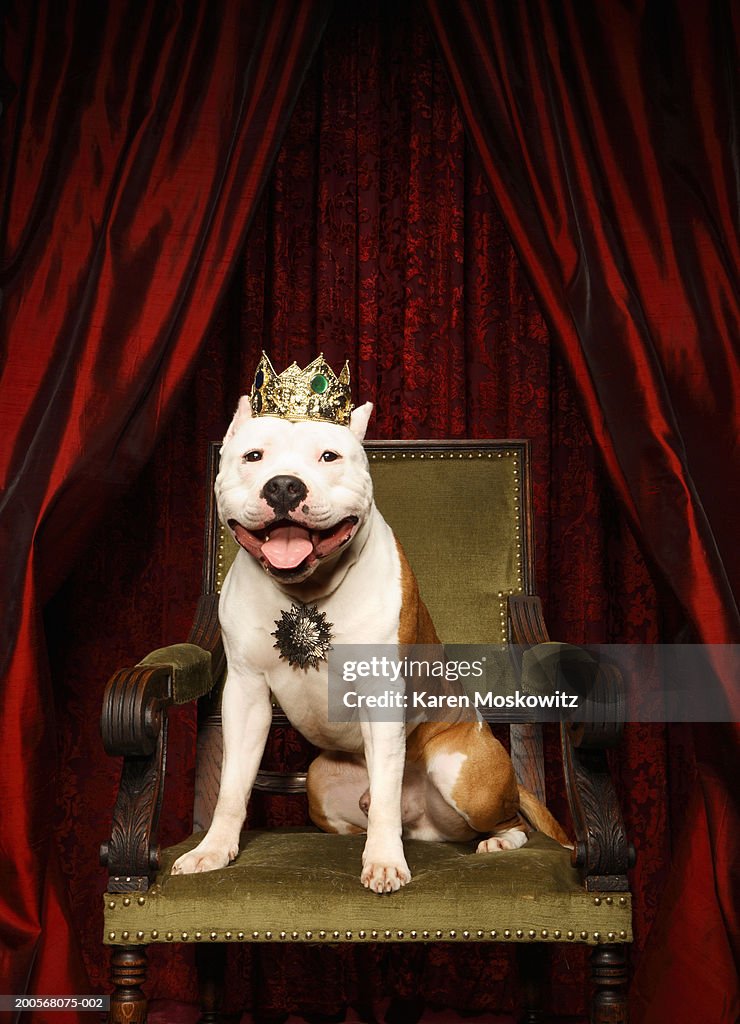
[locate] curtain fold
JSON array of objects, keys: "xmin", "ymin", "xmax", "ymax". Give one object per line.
[
  {"xmin": 0, "ymin": 0, "xmax": 331, "ymax": 1011},
  {"xmin": 424, "ymin": 1, "xmax": 739, "ymax": 1020},
  {"xmin": 424, "ymin": 0, "xmax": 739, "ymax": 648}
]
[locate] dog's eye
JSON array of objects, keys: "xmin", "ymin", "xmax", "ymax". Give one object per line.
[
  {"xmin": 320, "ymin": 451, "xmax": 340, "ymax": 463},
  {"xmin": 242, "ymin": 450, "xmax": 263, "ymax": 463}
]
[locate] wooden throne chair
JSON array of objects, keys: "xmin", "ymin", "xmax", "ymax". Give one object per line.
[{"xmin": 101, "ymin": 439, "xmax": 634, "ymax": 1023}]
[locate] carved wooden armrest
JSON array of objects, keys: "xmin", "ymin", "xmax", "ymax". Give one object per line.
[
  {"xmin": 100, "ymin": 661, "xmax": 173, "ymax": 892},
  {"xmin": 509, "ymin": 595, "xmax": 635, "ymax": 891},
  {"xmin": 100, "ymin": 596, "xmax": 221, "ymax": 892}
]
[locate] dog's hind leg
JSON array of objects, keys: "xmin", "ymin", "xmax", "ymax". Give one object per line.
[
  {"xmin": 419, "ymin": 721, "xmax": 570, "ymax": 849},
  {"xmin": 420, "ymin": 721, "xmax": 524, "ymax": 835},
  {"xmin": 307, "ymin": 751, "xmax": 369, "ymax": 835}
]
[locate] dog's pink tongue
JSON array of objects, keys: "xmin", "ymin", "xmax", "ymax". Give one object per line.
[{"xmin": 261, "ymin": 525, "xmax": 313, "ymax": 569}]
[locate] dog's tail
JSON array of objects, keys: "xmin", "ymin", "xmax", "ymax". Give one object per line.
[{"xmin": 517, "ymin": 785, "xmax": 572, "ymax": 848}]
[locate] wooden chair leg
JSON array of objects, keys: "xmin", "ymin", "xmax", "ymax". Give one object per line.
[
  {"xmin": 386, "ymin": 994, "xmax": 425, "ymax": 1024},
  {"xmin": 196, "ymin": 943, "xmax": 226, "ymax": 1024},
  {"xmin": 517, "ymin": 943, "xmax": 547, "ymax": 1023},
  {"xmin": 590, "ymin": 944, "xmax": 628, "ymax": 1024},
  {"xmin": 109, "ymin": 945, "xmax": 148, "ymax": 1023}
]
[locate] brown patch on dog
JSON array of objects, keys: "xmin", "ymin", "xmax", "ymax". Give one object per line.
[
  {"xmin": 394, "ymin": 535, "xmax": 569, "ymax": 846},
  {"xmin": 424, "ymin": 721, "xmax": 522, "ymax": 833}
]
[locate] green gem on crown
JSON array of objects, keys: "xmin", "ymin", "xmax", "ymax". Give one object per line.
[{"xmin": 311, "ymin": 374, "xmax": 329, "ymax": 394}]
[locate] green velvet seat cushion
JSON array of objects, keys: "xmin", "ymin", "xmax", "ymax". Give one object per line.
[{"xmin": 105, "ymin": 830, "xmax": 631, "ymax": 946}]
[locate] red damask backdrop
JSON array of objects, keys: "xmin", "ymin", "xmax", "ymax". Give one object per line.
[{"xmin": 2, "ymin": 1, "xmax": 737, "ymax": 1022}]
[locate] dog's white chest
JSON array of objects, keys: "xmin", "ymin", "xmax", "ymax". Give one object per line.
[
  {"xmin": 219, "ymin": 509, "xmax": 403, "ymax": 752},
  {"xmin": 267, "ymin": 661, "xmax": 359, "ymax": 751}
]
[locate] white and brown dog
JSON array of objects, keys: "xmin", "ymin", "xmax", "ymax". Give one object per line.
[{"xmin": 173, "ymin": 364, "xmax": 567, "ymax": 893}]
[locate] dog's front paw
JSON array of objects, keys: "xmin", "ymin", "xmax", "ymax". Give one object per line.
[
  {"xmin": 361, "ymin": 843, "xmax": 411, "ymax": 894},
  {"xmin": 476, "ymin": 828, "xmax": 528, "ymax": 853},
  {"xmin": 171, "ymin": 841, "xmax": 238, "ymax": 875},
  {"xmin": 361, "ymin": 860, "xmax": 411, "ymax": 893}
]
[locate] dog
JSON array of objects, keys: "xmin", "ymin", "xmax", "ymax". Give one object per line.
[{"xmin": 172, "ymin": 358, "xmax": 568, "ymax": 893}]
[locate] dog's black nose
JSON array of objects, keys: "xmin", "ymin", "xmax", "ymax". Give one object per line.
[{"xmin": 261, "ymin": 475, "xmax": 308, "ymax": 514}]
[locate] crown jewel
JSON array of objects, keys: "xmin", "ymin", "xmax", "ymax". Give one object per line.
[{"xmin": 250, "ymin": 352, "xmax": 353, "ymax": 426}]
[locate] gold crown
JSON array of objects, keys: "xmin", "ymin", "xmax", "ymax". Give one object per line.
[{"xmin": 250, "ymin": 352, "xmax": 354, "ymax": 426}]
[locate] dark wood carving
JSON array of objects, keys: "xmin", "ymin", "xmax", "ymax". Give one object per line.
[
  {"xmin": 508, "ymin": 594, "xmax": 550, "ymax": 645},
  {"xmin": 203, "ymin": 442, "xmax": 225, "ymax": 595},
  {"xmin": 102, "ymin": 594, "xmax": 225, "ymax": 887},
  {"xmin": 252, "ymin": 768, "xmax": 308, "ymax": 793},
  {"xmin": 193, "ymin": 716, "xmax": 223, "ymax": 833},
  {"xmin": 590, "ymin": 945, "xmax": 629, "ymax": 1023},
  {"xmin": 516, "ymin": 944, "xmax": 547, "ymax": 1023},
  {"xmin": 509, "ymin": 596, "xmax": 633, "ymax": 888},
  {"xmin": 100, "ymin": 666, "xmax": 172, "ymax": 891},
  {"xmin": 109, "ymin": 946, "xmax": 148, "ymax": 1024},
  {"xmin": 191, "ymin": 595, "xmax": 227, "ymax": 829},
  {"xmin": 500, "ymin": 594, "xmax": 549, "ymax": 804},
  {"xmin": 510, "ymin": 723, "xmax": 547, "ymax": 806},
  {"xmin": 196, "ymin": 945, "xmax": 226, "ymax": 1024},
  {"xmin": 562, "ymin": 729, "xmax": 632, "ymax": 889},
  {"xmin": 188, "ymin": 593, "xmax": 226, "ymax": 686}
]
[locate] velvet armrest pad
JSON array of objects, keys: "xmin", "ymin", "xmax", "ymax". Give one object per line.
[{"xmin": 137, "ymin": 644, "xmax": 213, "ymax": 704}]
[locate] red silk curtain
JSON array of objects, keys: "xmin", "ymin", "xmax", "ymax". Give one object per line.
[
  {"xmin": 425, "ymin": 0, "xmax": 739, "ymax": 645},
  {"xmin": 0, "ymin": 0, "xmax": 330, "ymax": 1011},
  {"xmin": 424, "ymin": 1, "xmax": 740, "ymax": 1021}
]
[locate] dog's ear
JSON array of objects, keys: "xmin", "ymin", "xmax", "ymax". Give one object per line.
[
  {"xmin": 349, "ymin": 402, "xmax": 373, "ymax": 441},
  {"xmin": 222, "ymin": 395, "xmax": 253, "ymax": 447}
]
